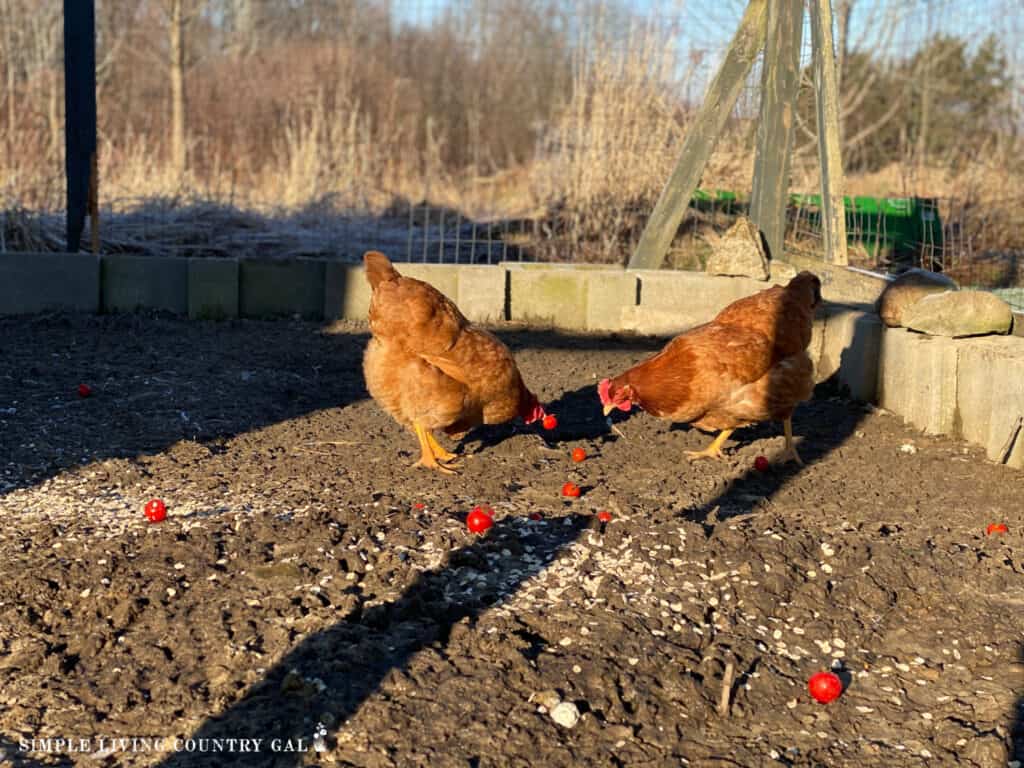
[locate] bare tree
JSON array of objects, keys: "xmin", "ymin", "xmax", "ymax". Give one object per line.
[
  {"xmin": 168, "ymin": 0, "xmax": 187, "ymax": 178},
  {"xmin": 794, "ymin": 0, "xmax": 911, "ymax": 167},
  {"xmin": 165, "ymin": 0, "xmax": 202, "ymax": 180},
  {"xmin": 0, "ymin": 0, "xmax": 21, "ymax": 145},
  {"xmin": 0, "ymin": 0, "xmax": 62, "ymax": 154}
]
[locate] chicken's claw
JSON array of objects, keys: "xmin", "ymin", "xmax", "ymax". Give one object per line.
[
  {"xmin": 780, "ymin": 447, "xmax": 804, "ymax": 466},
  {"xmin": 426, "ymin": 431, "xmax": 460, "ymax": 464},
  {"xmin": 413, "ymin": 423, "xmax": 460, "ymax": 475},
  {"xmin": 685, "ymin": 428, "xmax": 734, "ymax": 462},
  {"xmin": 782, "ymin": 418, "xmax": 804, "ymax": 466},
  {"xmin": 412, "ymin": 456, "xmax": 459, "ymax": 475},
  {"xmin": 685, "ymin": 446, "xmax": 727, "ymax": 462}
]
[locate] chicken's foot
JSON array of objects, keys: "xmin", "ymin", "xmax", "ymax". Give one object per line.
[
  {"xmin": 686, "ymin": 429, "xmax": 734, "ymax": 461},
  {"xmin": 781, "ymin": 418, "xmax": 804, "ymax": 465},
  {"xmin": 412, "ymin": 423, "xmax": 458, "ymax": 475},
  {"xmin": 426, "ymin": 431, "xmax": 462, "ymax": 466}
]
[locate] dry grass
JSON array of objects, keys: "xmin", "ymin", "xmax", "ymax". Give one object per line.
[
  {"xmin": 523, "ymin": 19, "xmax": 754, "ymax": 262},
  {"xmin": 1, "ymin": 17, "xmax": 1022, "ymax": 273}
]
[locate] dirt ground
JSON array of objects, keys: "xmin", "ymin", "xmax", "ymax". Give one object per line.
[{"xmin": 0, "ymin": 313, "xmax": 1022, "ymax": 768}]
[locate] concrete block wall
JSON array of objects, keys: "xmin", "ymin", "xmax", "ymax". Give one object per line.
[
  {"xmin": 188, "ymin": 258, "xmax": 238, "ymax": 320},
  {"xmin": 2, "ymin": 250, "xmax": 1023, "ymax": 469},
  {"xmin": 102, "ymin": 255, "xmax": 190, "ymax": 314},
  {"xmin": 239, "ymin": 258, "xmax": 326, "ymax": 319},
  {"xmin": 324, "ymin": 263, "xmax": 370, "ymax": 321},
  {"xmin": 0, "ymin": 252, "xmax": 99, "ymax": 314},
  {"xmin": 324, "ymin": 263, "xmax": 506, "ymax": 324},
  {"xmin": 0, "ymin": 252, "xmax": 883, "ymax": 328},
  {"xmin": 878, "ymin": 329, "xmax": 960, "ymax": 435},
  {"xmin": 506, "ymin": 263, "xmax": 637, "ymax": 331},
  {"xmin": 816, "ymin": 308, "xmax": 882, "ymax": 403},
  {"xmin": 954, "ymin": 337, "xmax": 1024, "ymax": 469},
  {"xmin": 871, "ymin": 327, "xmax": 1024, "ymax": 468},
  {"xmin": 455, "ymin": 266, "xmax": 506, "ymax": 324}
]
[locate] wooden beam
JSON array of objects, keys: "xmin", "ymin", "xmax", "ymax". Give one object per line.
[
  {"xmin": 749, "ymin": 0, "xmax": 804, "ymax": 262},
  {"xmin": 63, "ymin": 0, "xmax": 97, "ymax": 253},
  {"xmin": 810, "ymin": 0, "xmax": 848, "ymax": 265},
  {"xmin": 628, "ymin": 0, "xmax": 768, "ymax": 270}
]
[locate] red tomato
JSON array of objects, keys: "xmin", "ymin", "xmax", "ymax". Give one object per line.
[
  {"xmin": 808, "ymin": 672, "xmax": 843, "ymax": 703},
  {"xmin": 561, "ymin": 482, "xmax": 581, "ymax": 498},
  {"xmin": 754, "ymin": 455, "xmax": 770, "ymax": 472},
  {"xmin": 77, "ymin": 383, "xmax": 92, "ymax": 398},
  {"xmin": 597, "ymin": 511, "xmax": 612, "ymax": 523},
  {"xmin": 986, "ymin": 523, "xmax": 1009, "ymax": 535},
  {"xmin": 542, "ymin": 415, "xmax": 558, "ymax": 430},
  {"xmin": 144, "ymin": 499, "xmax": 167, "ymax": 523},
  {"xmin": 571, "ymin": 448, "xmax": 586, "ymax": 463},
  {"xmin": 467, "ymin": 507, "xmax": 494, "ymax": 534}
]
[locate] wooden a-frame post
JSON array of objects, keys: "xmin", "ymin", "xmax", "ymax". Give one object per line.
[
  {"xmin": 629, "ymin": 0, "xmax": 849, "ymax": 270},
  {"xmin": 749, "ymin": 0, "xmax": 804, "ymax": 262},
  {"xmin": 810, "ymin": 0, "xmax": 848, "ymax": 265},
  {"xmin": 627, "ymin": 0, "xmax": 768, "ymax": 270}
]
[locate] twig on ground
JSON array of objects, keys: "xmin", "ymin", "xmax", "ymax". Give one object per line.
[{"xmin": 719, "ymin": 660, "xmax": 735, "ymax": 717}]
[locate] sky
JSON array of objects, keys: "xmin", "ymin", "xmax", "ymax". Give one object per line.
[{"xmin": 385, "ymin": 0, "xmax": 1021, "ymax": 106}]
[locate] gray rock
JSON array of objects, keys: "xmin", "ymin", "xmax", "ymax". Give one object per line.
[
  {"xmin": 705, "ymin": 217, "xmax": 770, "ymax": 281},
  {"xmin": 903, "ymin": 289, "xmax": 1013, "ymax": 338},
  {"xmin": 876, "ymin": 268, "xmax": 957, "ymax": 327},
  {"xmin": 550, "ymin": 700, "xmax": 581, "ymax": 728}
]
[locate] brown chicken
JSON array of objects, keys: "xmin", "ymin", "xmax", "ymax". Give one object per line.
[
  {"xmin": 362, "ymin": 251, "xmax": 546, "ymax": 474},
  {"xmin": 598, "ymin": 271, "xmax": 822, "ymax": 464}
]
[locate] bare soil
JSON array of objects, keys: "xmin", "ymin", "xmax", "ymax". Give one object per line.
[{"xmin": 0, "ymin": 313, "xmax": 1022, "ymax": 768}]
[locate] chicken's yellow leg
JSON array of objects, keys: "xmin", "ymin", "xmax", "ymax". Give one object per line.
[
  {"xmin": 412, "ymin": 423, "xmax": 457, "ymax": 475},
  {"xmin": 686, "ymin": 429, "xmax": 734, "ymax": 461},
  {"xmin": 782, "ymin": 418, "xmax": 804, "ymax": 466},
  {"xmin": 425, "ymin": 431, "xmax": 461, "ymax": 466}
]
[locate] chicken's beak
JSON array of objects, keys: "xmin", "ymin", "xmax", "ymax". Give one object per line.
[{"xmin": 602, "ymin": 404, "xmax": 615, "ymax": 417}]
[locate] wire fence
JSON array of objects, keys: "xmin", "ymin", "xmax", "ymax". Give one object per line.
[
  {"xmin": 388, "ymin": 192, "xmax": 1024, "ymax": 310},
  {"xmin": 1, "ymin": 0, "xmax": 1023, "ymax": 309}
]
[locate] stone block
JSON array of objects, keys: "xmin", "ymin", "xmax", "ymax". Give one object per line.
[
  {"xmin": 817, "ymin": 308, "xmax": 883, "ymax": 402},
  {"xmin": 188, "ymin": 258, "xmax": 238, "ymax": 320},
  {"xmin": 239, "ymin": 258, "xmax": 325, "ymax": 319},
  {"xmin": 0, "ymin": 252, "xmax": 99, "ymax": 314},
  {"xmin": 456, "ymin": 265, "xmax": 507, "ymax": 324},
  {"xmin": 956, "ymin": 336, "xmax": 1024, "ymax": 468},
  {"xmin": 878, "ymin": 328, "xmax": 959, "ymax": 434},
  {"xmin": 102, "ymin": 255, "xmax": 188, "ymax": 314}
]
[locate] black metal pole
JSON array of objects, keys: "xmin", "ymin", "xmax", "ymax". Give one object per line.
[{"xmin": 63, "ymin": 0, "xmax": 97, "ymax": 253}]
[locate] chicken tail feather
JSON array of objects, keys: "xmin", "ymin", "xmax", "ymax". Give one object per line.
[{"xmin": 364, "ymin": 251, "xmax": 400, "ymax": 291}]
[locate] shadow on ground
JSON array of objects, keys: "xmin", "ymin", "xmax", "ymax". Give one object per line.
[
  {"xmin": 0, "ymin": 318, "xmax": 662, "ymax": 500},
  {"xmin": 145, "ymin": 285, "xmax": 873, "ymax": 766},
  {"xmin": 0, "ymin": 736, "xmax": 62, "ymax": 768},
  {"xmin": 154, "ymin": 513, "xmax": 589, "ymax": 766}
]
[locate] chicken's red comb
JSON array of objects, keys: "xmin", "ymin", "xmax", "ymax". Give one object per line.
[
  {"xmin": 598, "ymin": 378, "xmax": 612, "ymax": 405},
  {"xmin": 524, "ymin": 399, "xmax": 546, "ymax": 424}
]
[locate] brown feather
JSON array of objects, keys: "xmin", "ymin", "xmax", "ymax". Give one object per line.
[
  {"xmin": 363, "ymin": 256, "xmax": 538, "ymax": 440},
  {"xmin": 609, "ymin": 271, "xmax": 820, "ymax": 432},
  {"xmin": 364, "ymin": 250, "xmax": 400, "ymax": 290}
]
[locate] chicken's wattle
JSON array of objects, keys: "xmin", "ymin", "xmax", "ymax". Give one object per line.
[{"xmin": 524, "ymin": 400, "xmax": 547, "ymax": 424}]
